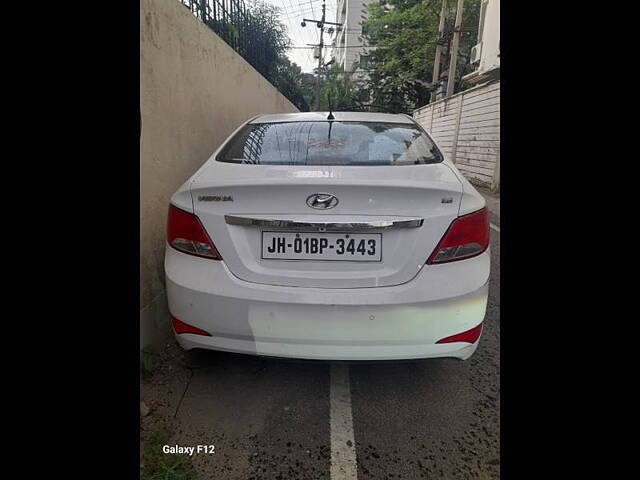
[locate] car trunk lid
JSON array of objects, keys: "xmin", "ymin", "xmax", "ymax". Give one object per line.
[{"xmin": 191, "ymin": 162, "xmax": 462, "ymax": 288}]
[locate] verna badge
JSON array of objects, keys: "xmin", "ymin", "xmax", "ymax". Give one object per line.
[
  {"xmin": 306, "ymin": 193, "xmax": 339, "ymax": 210},
  {"xmin": 198, "ymin": 195, "xmax": 233, "ymax": 202}
]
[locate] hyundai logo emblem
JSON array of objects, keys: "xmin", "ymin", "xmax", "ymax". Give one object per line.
[{"xmin": 306, "ymin": 193, "xmax": 339, "ymax": 210}]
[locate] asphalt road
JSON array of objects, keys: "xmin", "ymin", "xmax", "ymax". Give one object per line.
[{"xmin": 141, "ymin": 195, "xmax": 500, "ymax": 479}]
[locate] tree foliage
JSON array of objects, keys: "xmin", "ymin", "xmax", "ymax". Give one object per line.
[
  {"xmin": 246, "ymin": 0, "xmax": 310, "ymax": 111},
  {"xmin": 272, "ymin": 58, "xmax": 310, "ymax": 112},
  {"xmin": 299, "ymin": 72, "xmax": 317, "ymax": 110},
  {"xmin": 319, "ymin": 65, "xmax": 370, "ymax": 111},
  {"xmin": 362, "ymin": 0, "xmax": 481, "ymax": 114}
]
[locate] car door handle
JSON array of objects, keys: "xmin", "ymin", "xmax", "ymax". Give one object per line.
[{"xmin": 224, "ymin": 215, "xmax": 424, "ymax": 231}]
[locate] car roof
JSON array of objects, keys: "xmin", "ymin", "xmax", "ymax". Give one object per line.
[{"xmin": 249, "ymin": 111, "xmax": 415, "ymax": 124}]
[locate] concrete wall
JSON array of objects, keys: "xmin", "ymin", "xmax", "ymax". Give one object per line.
[
  {"xmin": 414, "ymin": 80, "xmax": 500, "ymax": 191},
  {"xmin": 140, "ymin": 0, "xmax": 298, "ymax": 349}
]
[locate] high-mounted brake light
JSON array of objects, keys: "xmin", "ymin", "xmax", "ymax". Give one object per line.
[
  {"xmin": 427, "ymin": 208, "xmax": 489, "ymax": 264},
  {"xmin": 167, "ymin": 204, "xmax": 222, "ymax": 259},
  {"xmin": 171, "ymin": 315, "xmax": 212, "ymax": 336},
  {"xmin": 436, "ymin": 323, "xmax": 483, "ymax": 344}
]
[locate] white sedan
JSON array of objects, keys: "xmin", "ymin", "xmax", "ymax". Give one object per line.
[{"xmin": 165, "ymin": 112, "xmax": 489, "ymax": 360}]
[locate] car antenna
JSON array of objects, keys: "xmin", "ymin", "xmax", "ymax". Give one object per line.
[
  {"xmin": 327, "ymin": 92, "xmax": 335, "ymax": 121},
  {"xmin": 326, "ymin": 92, "xmax": 334, "ymax": 144}
]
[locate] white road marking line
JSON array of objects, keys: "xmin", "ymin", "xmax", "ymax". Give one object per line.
[
  {"xmin": 330, "ymin": 363, "xmax": 358, "ymax": 480},
  {"xmin": 490, "ymin": 223, "xmax": 500, "ymax": 233}
]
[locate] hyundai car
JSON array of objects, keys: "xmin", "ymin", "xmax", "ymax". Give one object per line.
[{"xmin": 165, "ymin": 112, "xmax": 489, "ymax": 360}]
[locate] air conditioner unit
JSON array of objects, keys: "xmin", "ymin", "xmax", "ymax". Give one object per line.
[
  {"xmin": 470, "ymin": 43, "xmax": 482, "ymax": 64},
  {"xmin": 313, "ymin": 47, "xmax": 320, "ymax": 59}
]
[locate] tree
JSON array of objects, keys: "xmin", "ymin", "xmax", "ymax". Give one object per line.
[
  {"xmin": 362, "ymin": 0, "xmax": 480, "ymax": 114},
  {"xmin": 319, "ymin": 64, "xmax": 370, "ymax": 111},
  {"xmin": 299, "ymin": 73, "xmax": 317, "ymax": 111},
  {"xmin": 246, "ymin": 0, "xmax": 290, "ymax": 81},
  {"xmin": 272, "ymin": 57, "xmax": 310, "ymax": 112},
  {"xmin": 245, "ymin": 0, "xmax": 310, "ymax": 111}
]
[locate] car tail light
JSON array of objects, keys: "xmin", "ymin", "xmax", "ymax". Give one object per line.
[
  {"xmin": 167, "ymin": 204, "xmax": 221, "ymax": 259},
  {"xmin": 171, "ymin": 315, "xmax": 212, "ymax": 336},
  {"xmin": 436, "ymin": 323, "xmax": 483, "ymax": 344},
  {"xmin": 427, "ymin": 208, "xmax": 489, "ymax": 264}
]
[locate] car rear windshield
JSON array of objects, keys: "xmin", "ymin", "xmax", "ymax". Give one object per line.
[{"xmin": 216, "ymin": 121, "xmax": 443, "ymax": 166}]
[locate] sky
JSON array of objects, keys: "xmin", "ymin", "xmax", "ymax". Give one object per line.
[{"xmin": 260, "ymin": 0, "xmax": 338, "ymax": 73}]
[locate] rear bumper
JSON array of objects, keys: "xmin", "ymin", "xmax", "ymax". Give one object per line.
[{"xmin": 165, "ymin": 245, "xmax": 489, "ymax": 361}]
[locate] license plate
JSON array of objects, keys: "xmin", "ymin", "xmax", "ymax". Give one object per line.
[{"xmin": 262, "ymin": 231, "xmax": 382, "ymax": 262}]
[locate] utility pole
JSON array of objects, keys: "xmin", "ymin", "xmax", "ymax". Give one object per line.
[
  {"xmin": 301, "ymin": 0, "xmax": 341, "ymax": 111},
  {"xmin": 430, "ymin": 0, "xmax": 447, "ymax": 103},
  {"xmin": 316, "ymin": 1, "xmax": 326, "ymax": 111},
  {"xmin": 446, "ymin": 0, "xmax": 465, "ymax": 97}
]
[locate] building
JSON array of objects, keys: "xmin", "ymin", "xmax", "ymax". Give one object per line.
[
  {"xmin": 462, "ymin": 0, "xmax": 500, "ymax": 85},
  {"xmin": 331, "ymin": 0, "xmax": 375, "ymax": 84}
]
